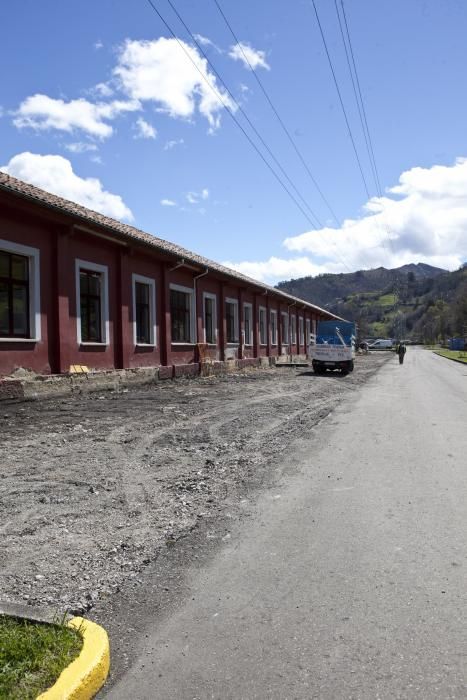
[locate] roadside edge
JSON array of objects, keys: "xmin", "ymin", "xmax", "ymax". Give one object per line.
[{"xmin": 37, "ymin": 616, "xmax": 110, "ymax": 700}]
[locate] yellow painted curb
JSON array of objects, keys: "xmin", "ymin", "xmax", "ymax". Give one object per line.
[{"xmin": 37, "ymin": 616, "xmax": 110, "ymax": 700}]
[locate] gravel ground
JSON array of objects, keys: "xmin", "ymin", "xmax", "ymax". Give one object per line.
[{"xmin": 0, "ymin": 354, "xmax": 390, "ymax": 617}]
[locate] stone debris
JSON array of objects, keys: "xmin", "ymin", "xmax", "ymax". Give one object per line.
[{"xmin": 0, "ymin": 355, "xmax": 389, "ymax": 614}]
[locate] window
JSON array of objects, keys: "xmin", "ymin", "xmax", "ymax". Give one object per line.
[
  {"xmin": 76, "ymin": 260, "xmax": 108, "ymax": 345},
  {"xmin": 299, "ymin": 317, "xmax": 304, "ymax": 346},
  {"xmin": 270, "ymin": 310, "xmax": 278, "ymax": 345},
  {"xmin": 132, "ymin": 274, "xmax": 156, "ymax": 346},
  {"xmin": 291, "ymin": 315, "xmax": 297, "ymax": 344},
  {"xmin": 281, "ymin": 312, "xmax": 289, "ymax": 344},
  {"xmin": 203, "ymin": 293, "xmax": 217, "ymax": 344},
  {"xmin": 259, "ymin": 306, "xmax": 267, "ymax": 345},
  {"xmin": 170, "ymin": 284, "xmax": 194, "ymax": 343},
  {"xmin": 0, "ymin": 240, "xmax": 40, "ymax": 341},
  {"xmin": 225, "ymin": 298, "xmax": 239, "ymax": 343},
  {"xmin": 243, "ymin": 303, "xmax": 253, "ymax": 345},
  {"xmin": 305, "ymin": 319, "xmax": 311, "ymax": 347}
]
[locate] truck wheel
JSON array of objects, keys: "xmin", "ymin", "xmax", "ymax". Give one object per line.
[
  {"xmin": 349, "ymin": 361, "xmax": 354, "ymax": 372},
  {"xmin": 340, "ymin": 369, "xmax": 349, "ymax": 376}
]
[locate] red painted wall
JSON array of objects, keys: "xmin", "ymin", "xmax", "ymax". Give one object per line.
[{"xmin": 0, "ymin": 192, "xmax": 335, "ymax": 377}]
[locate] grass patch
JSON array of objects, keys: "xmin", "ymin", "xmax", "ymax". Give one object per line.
[
  {"xmin": 377, "ymin": 293, "xmax": 397, "ymax": 307},
  {"xmin": 433, "ymin": 349, "xmax": 467, "ymax": 363},
  {"xmin": 0, "ymin": 615, "xmax": 83, "ymax": 700}
]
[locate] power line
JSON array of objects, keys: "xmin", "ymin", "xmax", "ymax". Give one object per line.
[
  {"xmin": 334, "ymin": 0, "xmax": 379, "ymax": 195},
  {"xmin": 159, "ymin": 0, "xmax": 328, "ymax": 230},
  {"xmin": 144, "ymin": 0, "xmax": 357, "ymax": 274},
  {"xmin": 165, "ymin": 0, "xmax": 371, "ymax": 274},
  {"xmin": 311, "ymin": 0, "xmax": 371, "ymax": 200},
  {"xmin": 143, "ymin": 0, "xmax": 322, "ymax": 232},
  {"xmin": 335, "ymin": 0, "xmax": 396, "ymax": 263},
  {"xmin": 212, "ymin": 0, "xmax": 341, "ymax": 227}
]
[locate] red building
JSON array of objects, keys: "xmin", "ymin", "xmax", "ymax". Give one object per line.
[{"xmin": 0, "ymin": 172, "xmax": 338, "ymax": 378}]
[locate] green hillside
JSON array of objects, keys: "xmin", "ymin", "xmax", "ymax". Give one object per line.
[{"xmin": 277, "ymin": 263, "xmax": 467, "ymax": 342}]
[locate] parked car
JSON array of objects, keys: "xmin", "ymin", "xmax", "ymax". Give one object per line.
[{"xmin": 368, "ymin": 339, "xmax": 394, "ymax": 350}]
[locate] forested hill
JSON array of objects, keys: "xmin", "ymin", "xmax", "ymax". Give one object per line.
[
  {"xmin": 277, "ymin": 263, "xmax": 467, "ymax": 342},
  {"xmin": 276, "ymin": 263, "xmax": 445, "ymax": 309}
]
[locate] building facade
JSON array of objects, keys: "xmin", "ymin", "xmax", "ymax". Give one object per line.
[{"xmin": 0, "ymin": 173, "xmax": 338, "ymax": 378}]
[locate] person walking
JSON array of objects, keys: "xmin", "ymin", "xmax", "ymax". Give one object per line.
[{"xmin": 397, "ymin": 342, "xmax": 407, "ymax": 365}]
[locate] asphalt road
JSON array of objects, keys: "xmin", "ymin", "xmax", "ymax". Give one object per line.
[{"xmin": 108, "ymin": 348, "xmax": 467, "ymax": 700}]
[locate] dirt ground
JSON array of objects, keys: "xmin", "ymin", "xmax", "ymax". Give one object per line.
[{"xmin": 0, "ymin": 353, "xmax": 390, "ymax": 616}]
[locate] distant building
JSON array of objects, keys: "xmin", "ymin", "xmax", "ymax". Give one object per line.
[
  {"xmin": 0, "ymin": 173, "xmax": 339, "ymax": 377},
  {"xmin": 448, "ymin": 338, "xmax": 465, "ymax": 351}
]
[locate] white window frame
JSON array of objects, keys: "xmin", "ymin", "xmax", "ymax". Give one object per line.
[
  {"xmin": 281, "ymin": 312, "xmax": 289, "ymax": 344},
  {"xmin": 270, "ymin": 310, "xmax": 278, "ymax": 346},
  {"xmin": 75, "ymin": 259, "xmax": 109, "ymax": 346},
  {"xmin": 225, "ymin": 297, "xmax": 239, "ymax": 344},
  {"xmin": 170, "ymin": 283, "xmax": 195, "ymax": 344},
  {"xmin": 203, "ymin": 291, "xmax": 217, "ymax": 345},
  {"xmin": 299, "ymin": 316, "xmax": 304, "ymax": 346},
  {"xmin": 305, "ymin": 319, "xmax": 311, "ymax": 347},
  {"xmin": 243, "ymin": 302, "xmax": 253, "ymax": 346},
  {"xmin": 291, "ymin": 314, "xmax": 297, "ymax": 344},
  {"xmin": 259, "ymin": 306, "xmax": 267, "ymax": 346},
  {"xmin": 0, "ymin": 239, "xmax": 41, "ymax": 342},
  {"xmin": 132, "ymin": 273, "xmax": 156, "ymax": 347}
]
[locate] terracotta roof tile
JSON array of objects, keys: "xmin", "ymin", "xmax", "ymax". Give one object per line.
[{"xmin": 0, "ymin": 171, "xmax": 339, "ymax": 319}]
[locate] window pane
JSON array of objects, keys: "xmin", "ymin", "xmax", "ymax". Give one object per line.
[
  {"xmin": 137, "ymin": 304, "xmax": 150, "ymax": 344},
  {"xmin": 80, "ymin": 271, "xmax": 89, "ymax": 295},
  {"xmin": 136, "ymin": 282, "xmax": 149, "ymax": 305},
  {"xmin": 226, "ymin": 302, "xmax": 237, "ymax": 343},
  {"xmin": 171, "ymin": 289, "xmax": 191, "ymax": 343},
  {"xmin": 11, "ymin": 254, "xmax": 29, "ymax": 281},
  {"xmin": 88, "ymin": 297, "xmax": 101, "ymax": 342},
  {"xmin": 88, "ymin": 273, "xmax": 101, "ymax": 297},
  {"xmin": 13, "ymin": 284, "xmax": 28, "ymax": 335},
  {"xmin": 0, "ymin": 252, "xmax": 9, "ymax": 278},
  {"xmin": 0, "ymin": 282, "xmax": 8, "ymax": 335},
  {"xmin": 205, "ymin": 297, "xmax": 214, "ymax": 343}
]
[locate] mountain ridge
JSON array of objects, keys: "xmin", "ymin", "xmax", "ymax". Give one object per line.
[{"xmin": 276, "ymin": 263, "xmax": 466, "ymax": 342}]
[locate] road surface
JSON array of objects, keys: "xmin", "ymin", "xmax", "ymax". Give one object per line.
[{"xmin": 107, "ymin": 348, "xmax": 467, "ymax": 699}]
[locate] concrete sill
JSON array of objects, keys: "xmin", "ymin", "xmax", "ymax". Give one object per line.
[
  {"xmin": 135, "ymin": 344, "xmax": 156, "ymax": 348},
  {"xmin": 79, "ymin": 343, "xmax": 109, "ymax": 348},
  {"xmin": 171, "ymin": 343, "xmax": 195, "ymax": 346},
  {"xmin": 0, "ymin": 337, "xmax": 40, "ymax": 343}
]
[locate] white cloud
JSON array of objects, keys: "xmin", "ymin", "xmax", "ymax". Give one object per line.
[
  {"xmin": 224, "ymin": 158, "xmax": 467, "ymax": 284},
  {"xmin": 93, "ymin": 82, "xmax": 114, "ymax": 98},
  {"xmin": 133, "ymin": 117, "xmax": 157, "ymax": 139},
  {"xmin": 186, "ymin": 188, "xmax": 209, "ymax": 204},
  {"xmin": 1, "ymin": 152, "xmax": 133, "ymax": 221},
  {"xmin": 223, "ymin": 256, "xmax": 334, "ymax": 283},
  {"xmin": 65, "ymin": 142, "xmax": 98, "ymax": 153},
  {"xmin": 228, "ymin": 42, "xmax": 270, "ymax": 71},
  {"xmin": 94, "ymin": 40, "xmax": 104, "ymax": 50},
  {"xmin": 161, "ymin": 198, "xmax": 177, "ymax": 207},
  {"xmin": 114, "ymin": 38, "xmax": 236, "ymax": 129},
  {"xmin": 14, "ymin": 94, "xmax": 140, "ymax": 139},
  {"xmin": 194, "ymin": 34, "xmax": 223, "ymax": 54},
  {"xmin": 164, "ymin": 138, "xmax": 184, "ymax": 151}
]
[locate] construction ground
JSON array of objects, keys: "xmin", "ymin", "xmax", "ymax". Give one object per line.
[{"xmin": 0, "ymin": 353, "xmax": 389, "ymax": 680}]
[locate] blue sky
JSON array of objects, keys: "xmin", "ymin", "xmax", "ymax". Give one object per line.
[{"xmin": 2, "ymin": 0, "xmax": 467, "ymax": 282}]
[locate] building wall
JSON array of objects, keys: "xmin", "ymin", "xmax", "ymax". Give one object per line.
[{"xmin": 0, "ymin": 194, "xmax": 332, "ymax": 377}]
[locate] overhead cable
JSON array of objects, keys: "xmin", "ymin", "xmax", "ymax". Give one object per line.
[
  {"xmin": 144, "ymin": 0, "xmax": 356, "ymax": 273},
  {"xmin": 213, "ymin": 0, "xmax": 341, "ymax": 227},
  {"xmin": 311, "ymin": 0, "xmax": 371, "ymax": 200},
  {"xmin": 157, "ymin": 0, "xmax": 327, "ymax": 229}
]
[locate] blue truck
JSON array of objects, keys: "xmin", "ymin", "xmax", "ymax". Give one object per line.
[{"xmin": 308, "ymin": 320, "xmax": 356, "ymax": 375}]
